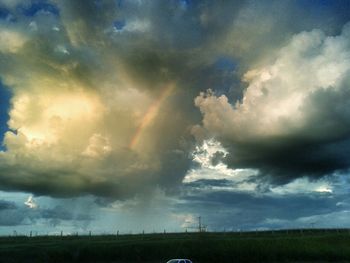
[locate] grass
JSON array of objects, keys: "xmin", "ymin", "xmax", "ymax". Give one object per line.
[{"xmin": 0, "ymin": 229, "xmax": 350, "ymax": 262}]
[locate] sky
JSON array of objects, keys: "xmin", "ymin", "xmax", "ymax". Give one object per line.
[{"xmin": 0, "ymin": 0, "xmax": 350, "ymax": 235}]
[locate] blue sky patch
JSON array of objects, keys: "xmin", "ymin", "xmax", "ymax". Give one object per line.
[
  {"xmin": 0, "ymin": 81, "xmax": 11, "ymax": 151},
  {"xmin": 20, "ymin": 1, "xmax": 59, "ymax": 17},
  {"xmin": 214, "ymin": 57, "xmax": 237, "ymax": 72},
  {"xmin": 0, "ymin": 8, "xmax": 9, "ymax": 19},
  {"xmin": 179, "ymin": 0, "xmax": 191, "ymax": 9},
  {"xmin": 113, "ymin": 19, "xmax": 126, "ymax": 31},
  {"xmin": 296, "ymin": 0, "xmax": 350, "ymax": 20},
  {"xmin": 0, "ymin": 7, "xmax": 15, "ymax": 22}
]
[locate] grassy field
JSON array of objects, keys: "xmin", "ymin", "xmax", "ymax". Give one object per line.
[{"xmin": 1, "ymin": 229, "xmax": 350, "ymax": 263}]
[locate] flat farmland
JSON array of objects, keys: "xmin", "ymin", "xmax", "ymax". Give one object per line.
[{"xmin": 0, "ymin": 230, "xmax": 350, "ymax": 263}]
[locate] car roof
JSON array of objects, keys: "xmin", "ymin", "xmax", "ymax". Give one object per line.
[
  {"xmin": 167, "ymin": 260, "xmax": 192, "ymax": 262},
  {"xmin": 167, "ymin": 259, "xmax": 192, "ymax": 261}
]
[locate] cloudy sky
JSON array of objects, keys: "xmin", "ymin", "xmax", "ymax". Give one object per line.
[{"xmin": 0, "ymin": 0, "xmax": 350, "ymax": 235}]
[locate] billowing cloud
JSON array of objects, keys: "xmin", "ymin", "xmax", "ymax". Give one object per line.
[
  {"xmin": 0, "ymin": 0, "xmax": 199, "ymax": 198},
  {"xmin": 195, "ymin": 23, "xmax": 350, "ymax": 183},
  {"xmin": 0, "ymin": 0, "xmax": 349, "ymax": 202}
]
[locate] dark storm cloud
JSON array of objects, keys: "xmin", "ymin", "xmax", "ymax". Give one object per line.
[
  {"xmin": 222, "ymin": 138, "xmax": 350, "ymax": 185},
  {"xmin": 0, "ymin": 201, "xmax": 29, "ymax": 226},
  {"xmin": 0, "ymin": 1, "xmax": 198, "ymax": 198},
  {"xmin": 0, "ymin": 211, "xmax": 26, "ymax": 226},
  {"xmin": 177, "ymin": 187, "xmax": 341, "ymax": 230},
  {"xmin": 0, "ymin": 0, "xmax": 350, "ymax": 198},
  {"xmin": 0, "ymin": 202, "xmax": 92, "ymax": 227},
  {"xmin": 41, "ymin": 205, "xmax": 90, "ymax": 221},
  {"xmin": 54, "ymin": 0, "xmax": 248, "ymax": 91},
  {"xmin": 0, "ymin": 200, "xmax": 16, "ymax": 210},
  {"xmin": 195, "ymin": 19, "xmax": 350, "ymax": 184}
]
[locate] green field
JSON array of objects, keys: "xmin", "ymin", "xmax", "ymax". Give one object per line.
[{"xmin": 1, "ymin": 230, "xmax": 350, "ymax": 263}]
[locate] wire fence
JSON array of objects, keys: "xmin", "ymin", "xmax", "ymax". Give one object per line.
[{"xmin": 4, "ymin": 227, "xmax": 350, "ymax": 238}]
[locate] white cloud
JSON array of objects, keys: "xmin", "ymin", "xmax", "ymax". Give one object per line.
[
  {"xmin": 195, "ymin": 24, "xmax": 350, "ymax": 142},
  {"xmin": 24, "ymin": 195, "xmax": 38, "ymax": 209},
  {"xmin": 270, "ymin": 177, "xmax": 333, "ymax": 195},
  {"xmin": 190, "ymin": 139, "xmax": 227, "ymax": 169},
  {"xmin": 183, "ymin": 139, "xmax": 258, "ymax": 192}
]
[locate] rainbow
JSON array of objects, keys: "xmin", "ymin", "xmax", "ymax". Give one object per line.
[{"xmin": 129, "ymin": 83, "xmax": 175, "ymax": 150}]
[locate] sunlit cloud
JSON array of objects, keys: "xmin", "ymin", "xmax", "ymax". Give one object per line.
[
  {"xmin": 0, "ymin": 0, "xmax": 349, "ymax": 233},
  {"xmin": 24, "ymin": 195, "xmax": 37, "ymax": 209}
]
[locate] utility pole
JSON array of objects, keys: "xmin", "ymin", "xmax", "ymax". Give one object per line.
[
  {"xmin": 198, "ymin": 216, "xmax": 207, "ymax": 232},
  {"xmin": 186, "ymin": 215, "xmax": 207, "ymax": 233}
]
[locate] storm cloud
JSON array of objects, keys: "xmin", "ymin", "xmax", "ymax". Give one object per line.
[
  {"xmin": 0, "ymin": 0, "xmax": 350, "ymax": 200},
  {"xmin": 195, "ymin": 24, "xmax": 350, "ymax": 183},
  {"xmin": 0, "ymin": 197, "xmax": 92, "ymax": 228}
]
